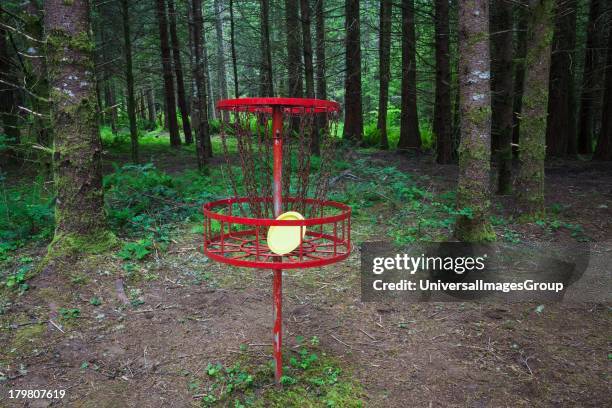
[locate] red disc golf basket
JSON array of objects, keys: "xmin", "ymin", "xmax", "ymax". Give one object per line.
[{"xmin": 202, "ymin": 97, "xmax": 351, "ymax": 384}]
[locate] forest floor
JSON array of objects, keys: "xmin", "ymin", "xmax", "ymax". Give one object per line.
[{"xmin": 0, "ymin": 130, "xmax": 611, "ymax": 407}]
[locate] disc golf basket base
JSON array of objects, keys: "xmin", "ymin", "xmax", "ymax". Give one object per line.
[{"xmin": 202, "ymin": 98, "xmax": 351, "ymax": 385}]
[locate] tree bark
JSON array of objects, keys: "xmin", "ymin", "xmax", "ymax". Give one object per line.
[
  {"xmin": 594, "ymin": 18, "xmax": 612, "ymax": 161},
  {"xmin": 24, "ymin": 1, "xmax": 51, "ymax": 150},
  {"xmin": 214, "ymin": 0, "xmax": 229, "ymax": 115},
  {"xmin": 146, "ymin": 86, "xmax": 156, "ymax": 124},
  {"xmin": 168, "ymin": 0, "xmax": 193, "ymax": 144},
  {"xmin": 229, "ymin": 0, "xmax": 239, "ymax": 97},
  {"xmin": 454, "ymin": 0, "xmax": 495, "ymax": 242},
  {"xmin": 191, "ymin": 0, "xmax": 213, "ymax": 167},
  {"xmin": 44, "ymin": 0, "xmax": 116, "ymax": 256},
  {"xmin": 377, "ymin": 0, "xmax": 392, "ymax": 149},
  {"xmin": 285, "ymin": 0, "xmax": 303, "ymax": 97},
  {"xmin": 434, "ymin": 0, "xmax": 452, "ymax": 164},
  {"xmin": 120, "ymin": 0, "xmax": 139, "ymax": 162},
  {"xmin": 397, "ymin": 0, "xmax": 420, "ymax": 152},
  {"xmin": 301, "ymin": 0, "xmax": 315, "ymax": 99},
  {"xmin": 490, "ymin": 0, "xmax": 514, "ymax": 194},
  {"xmin": 156, "ymin": 0, "xmax": 181, "ymax": 146},
  {"xmin": 301, "ymin": 0, "xmax": 318, "ymax": 153},
  {"xmin": 260, "ymin": 0, "xmax": 274, "ymax": 96},
  {"xmin": 0, "ymin": 27, "xmax": 20, "ymax": 148},
  {"xmin": 577, "ymin": 0, "xmax": 603, "ymax": 154},
  {"xmin": 512, "ymin": 2, "xmax": 529, "ymax": 157},
  {"xmin": 545, "ymin": 0, "xmax": 577, "ymax": 157},
  {"xmin": 343, "ymin": 0, "xmax": 363, "ymax": 142},
  {"xmin": 314, "ymin": 0, "xmax": 326, "ymax": 100},
  {"xmin": 516, "ymin": 0, "xmax": 554, "ymax": 219}
]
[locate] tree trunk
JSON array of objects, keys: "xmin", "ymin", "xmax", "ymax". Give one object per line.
[
  {"xmin": 397, "ymin": 0, "xmax": 420, "ymax": 152},
  {"xmin": 191, "ymin": 0, "xmax": 213, "ymax": 167},
  {"xmin": 545, "ymin": 0, "xmax": 577, "ymax": 157},
  {"xmin": 490, "ymin": 0, "xmax": 514, "ymax": 194},
  {"xmin": 434, "ymin": 0, "xmax": 452, "ymax": 164},
  {"xmin": 301, "ymin": 0, "xmax": 318, "ymax": 153},
  {"xmin": 377, "ymin": 0, "xmax": 392, "ymax": 150},
  {"xmin": 285, "ymin": 0, "xmax": 303, "ymax": 97},
  {"xmin": 202, "ymin": 26, "xmax": 216, "ymax": 121},
  {"xmin": 0, "ymin": 27, "xmax": 20, "ymax": 148},
  {"xmin": 156, "ymin": 0, "xmax": 181, "ymax": 146},
  {"xmin": 24, "ymin": 1, "xmax": 51, "ymax": 150},
  {"xmin": 314, "ymin": 0, "xmax": 326, "ymax": 100},
  {"xmin": 121, "ymin": 0, "xmax": 139, "ymax": 163},
  {"xmin": 343, "ymin": 0, "xmax": 363, "ymax": 142},
  {"xmin": 146, "ymin": 87, "xmax": 156, "ymax": 124},
  {"xmin": 512, "ymin": 2, "xmax": 529, "ymax": 157},
  {"xmin": 214, "ymin": 0, "xmax": 229, "ymax": 115},
  {"xmin": 229, "ymin": 0, "xmax": 239, "ymax": 97},
  {"xmin": 301, "ymin": 0, "xmax": 315, "ymax": 99},
  {"xmin": 577, "ymin": 0, "xmax": 603, "ymax": 154},
  {"xmin": 594, "ymin": 19, "xmax": 612, "ymax": 161},
  {"xmin": 260, "ymin": 0, "xmax": 274, "ymax": 96},
  {"xmin": 516, "ymin": 0, "xmax": 554, "ymax": 219},
  {"xmin": 454, "ymin": 0, "xmax": 495, "ymax": 242},
  {"xmin": 104, "ymin": 82, "xmax": 118, "ymax": 134},
  {"xmin": 44, "ymin": 0, "xmax": 116, "ymax": 257},
  {"xmin": 168, "ymin": 0, "xmax": 193, "ymax": 144}
]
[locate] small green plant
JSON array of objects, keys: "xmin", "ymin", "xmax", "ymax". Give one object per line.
[
  {"xmin": 3, "ymin": 266, "xmax": 30, "ymax": 294},
  {"xmin": 128, "ymin": 288, "xmax": 144, "ymax": 307},
  {"xmin": 89, "ymin": 297, "xmax": 102, "ymax": 306},
  {"xmin": 118, "ymin": 239, "xmax": 152, "ymax": 261},
  {"xmin": 59, "ymin": 308, "xmax": 81, "ymax": 320}
]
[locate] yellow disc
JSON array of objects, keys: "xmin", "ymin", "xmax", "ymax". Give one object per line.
[{"xmin": 267, "ymin": 211, "xmax": 306, "ymax": 255}]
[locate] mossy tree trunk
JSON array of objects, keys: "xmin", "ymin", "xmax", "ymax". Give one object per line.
[
  {"xmin": 398, "ymin": 0, "xmax": 421, "ymax": 153},
  {"xmin": 516, "ymin": 0, "xmax": 554, "ymax": 220},
  {"xmin": 120, "ymin": 0, "xmax": 139, "ymax": 163},
  {"xmin": 434, "ymin": 0, "xmax": 452, "ymax": 164},
  {"xmin": 44, "ymin": 0, "xmax": 116, "ymax": 257},
  {"xmin": 490, "ymin": 0, "xmax": 514, "ymax": 194},
  {"xmin": 377, "ymin": 0, "xmax": 392, "ymax": 150},
  {"xmin": 343, "ymin": 0, "xmax": 363, "ymax": 142},
  {"xmin": 454, "ymin": 0, "xmax": 495, "ymax": 242}
]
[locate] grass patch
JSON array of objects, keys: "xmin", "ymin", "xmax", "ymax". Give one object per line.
[{"xmin": 194, "ymin": 340, "xmax": 364, "ymax": 407}]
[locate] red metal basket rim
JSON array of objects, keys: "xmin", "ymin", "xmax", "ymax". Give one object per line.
[
  {"xmin": 203, "ymin": 229, "xmax": 351, "ymax": 269},
  {"xmin": 203, "ymin": 196, "xmax": 351, "ymax": 226},
  {"xmin": 216, "ymin": 97, "xmax": 340, "ymax": 113}
]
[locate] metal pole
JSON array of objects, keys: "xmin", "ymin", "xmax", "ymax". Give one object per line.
[{"xmin": 271, "ymin": 106, "xmax": 283, "ymax": 385}]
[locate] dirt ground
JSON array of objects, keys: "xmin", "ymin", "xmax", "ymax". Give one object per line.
[{"xmin": 1, "ymin": 150, "xmax": 610, "ymax": 407}]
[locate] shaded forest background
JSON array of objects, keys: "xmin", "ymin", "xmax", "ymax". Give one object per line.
[{"xmin": 0, "ymin": 0, "xmax": 611, "ymax": 254}]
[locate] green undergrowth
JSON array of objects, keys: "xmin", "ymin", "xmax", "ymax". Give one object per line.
[
  {"xmin": 193, "ymin": 338, "xmax": 364, "ymax": 407},
  {"xmin": 327, "ymin": 159, "xmax": 471, "ymax": 244},
  {"xmin": 362, "ymin": 110, "xmax": 434, "ymax": 150}
]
